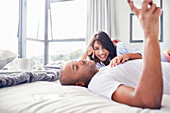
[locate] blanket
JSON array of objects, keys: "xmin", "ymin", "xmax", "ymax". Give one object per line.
[
  {"xmin": 0, "ymin": 61, "xmax": 64, "ymax": 88},
  {"xmin": 0, "ymin": 70, "xmax": 60, "ymax": 88}
]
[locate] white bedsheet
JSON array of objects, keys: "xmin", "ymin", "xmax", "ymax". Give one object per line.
[{"xmin": 0, "ymin": 81, "xmax": 170, "ymax": 113}]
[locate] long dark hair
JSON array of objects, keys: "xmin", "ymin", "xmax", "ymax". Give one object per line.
[{"xmin": 88, "ymin": 31, "xmax": 117, "ymax": 66}]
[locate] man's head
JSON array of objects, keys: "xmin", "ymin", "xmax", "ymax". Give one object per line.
[{"xmin": 59, "ymin": 59, "xmax": 98, "ymax": 87}]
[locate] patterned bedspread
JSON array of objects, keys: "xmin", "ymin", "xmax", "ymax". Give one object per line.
[{"xmin": 0, "ymin": 70, "xmax": 60, "ymax": 88}]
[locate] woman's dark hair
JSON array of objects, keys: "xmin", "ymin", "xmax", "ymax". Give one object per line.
[{"xmin": 88, "ymin": 31, "xmax": 117, "ymax": 66}]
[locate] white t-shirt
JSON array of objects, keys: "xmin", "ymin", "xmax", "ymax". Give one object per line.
[
  {"xmin": 95, "ymin": 42, "xmax": 168, "ymax": 69},
  {"xmin": 88, "ymin": 59, "xmax": 170, "ymax": 100}
]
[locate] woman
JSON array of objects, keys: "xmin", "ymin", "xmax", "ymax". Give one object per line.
[
  {"xmin": 82, "ymin": 31, "xmax": 170, "ymax": 69},
  {"xmin": 81, "ymin": 31, "xmax": 142, "ymax": 69}
]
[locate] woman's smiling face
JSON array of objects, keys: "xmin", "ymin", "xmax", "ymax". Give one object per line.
[{"xmin": 93, "ymin": 41, "xmax": 110, "ymax": 62}]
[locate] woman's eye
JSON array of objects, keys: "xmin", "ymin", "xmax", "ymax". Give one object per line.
[{"xmin": 94, "ymin": 47, "xmax": 99, "ymax": 50}]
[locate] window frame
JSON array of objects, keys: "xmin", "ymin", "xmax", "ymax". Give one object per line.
[
  {"xmin": 18, "ymin": 0, "xmax": 85, "ymax": 65},
  {"xmin": 129, "ymin": 0, "xmax": 163, "ymax": 43}
]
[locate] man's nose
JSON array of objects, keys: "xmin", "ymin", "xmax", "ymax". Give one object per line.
[{"xmin": 79, "ymin": 59, "xmax": 86, "ymax": 65}]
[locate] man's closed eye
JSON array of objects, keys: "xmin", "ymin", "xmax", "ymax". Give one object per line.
[{"xmin": 72, "ymin": 64, "xmax": 78, "ymax": 72}]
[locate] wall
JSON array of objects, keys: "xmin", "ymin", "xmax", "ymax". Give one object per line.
[
  {"xmin": 161, "ymin": 0, "xmax": 170, "ymax": 50},
  {"xmin": 114, "ymin": 0, "xmax": 170, "ymax": 51}
]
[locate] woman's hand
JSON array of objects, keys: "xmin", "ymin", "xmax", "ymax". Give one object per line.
[
  {"xmin": 110, "ymin": 53, "xmax": 142, "ymax": 67},
  {"xmin": 86, "ymin": 47, "xmax": 94, "ymax": 57},
  {"xmin": 110, "ymin": 54, "xmax": 130, "ymax": 67},
  {"xmin": 81, "ymin": 47, "xmax": 95, "ymax": 59}
]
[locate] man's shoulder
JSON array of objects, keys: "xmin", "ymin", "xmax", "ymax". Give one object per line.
[{"xmin": 97, "ymin": 65, "xmax": 111, "ymax": 72}]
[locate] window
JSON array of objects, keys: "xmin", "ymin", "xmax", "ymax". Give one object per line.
[
  {"xmin": 49, "ymin": 0, "xmax": 87, "ymax": 40},
  {"xmin": 48, "ymin": 0, "xmax": 87, "ymax": 63},
  {"xmin": 130, "ymin": 0, "xmax": 163, "ymax": 43},
  {"xmin": 49, "ymin": 41, "xmax": 84, "ymax": 63},
  {"xmin": 26, "ymin": 0, "xmax": 45, "ymax": 40},
  {"xmin": 0, "ymin": 0, "xmax": 19, "ymax": 53},
  {"xmin": 24, "ymin": 0, "xmax": 45, "ymax": 66},
  {"xmin": 19, "ymin": 0, "xmax": 87, "ymax": 65}
]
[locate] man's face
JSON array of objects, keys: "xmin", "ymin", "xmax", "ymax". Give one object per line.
[{"xmin": 60, "ymin": 59, "xmax": 98, "ymax": 86}]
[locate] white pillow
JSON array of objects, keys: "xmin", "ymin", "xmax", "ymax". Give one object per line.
[{"xmin": 0, "ymin": 50, "xmax": 17, "ymax": 69}]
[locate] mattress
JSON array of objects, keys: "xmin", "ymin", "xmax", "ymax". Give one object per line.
[{"xmin": 0, "ymin": 81, "xmax": 170, "ymax": 113}]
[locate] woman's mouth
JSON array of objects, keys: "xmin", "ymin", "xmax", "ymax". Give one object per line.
[{"xmin": 99, "ymin": 54, "xmax": 106, "ymax": 58}]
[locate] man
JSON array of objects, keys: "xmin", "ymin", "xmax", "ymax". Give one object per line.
[{"xmin": 59, "ymin": 0, "xmax": 170, "ymax": 109}]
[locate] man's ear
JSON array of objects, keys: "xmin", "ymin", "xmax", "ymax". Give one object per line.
[{"xmin": 76, "ymin": 82, "xmax": 85, "ymax": 87}]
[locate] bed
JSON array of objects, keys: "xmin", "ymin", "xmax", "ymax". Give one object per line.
[
  {"xmin": 0, "ymin": 50, "xmax": 170, "ymax": 113},
  {"xmin": 0, "ymin": 79, "xmax": 170, "ymax": 113}
]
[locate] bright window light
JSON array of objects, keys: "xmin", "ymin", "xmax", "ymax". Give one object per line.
[
  {"xmin": 50, "ymin": 0, "xmax": 87, "ymax": 39},
  {"xmin": 49, "ymin": 41, "xmax": 85, "ymax": 63},
  {"xmin": 26, "ymin": 40, "xmax": 44, "ymax": 66},
  {"xmin": 25, "ymin": 0, "xmax": 87, "ymax": 65},
  {"xmin": 26, "ymin": 0, "xmax": 45, "ymax": 39},
  {"xmin": 48, "ymin": 0, "xmax": 87, "ymax": 63}
]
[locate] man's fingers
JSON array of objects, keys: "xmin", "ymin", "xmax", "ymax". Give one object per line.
[
  {"xmin": 149, "ymin": 3, "xmax": 156, "ymax": 14},
  {"xmin": 142, "ymin": 0, "xmax": 152, "ymax": 11},
  {"xmin": 154, "ymin": 7, "xmax": 162, "ymax": 16},
  {"xmin": 127, "ymin": 0, "xmax": 139, "ymax": 16}
]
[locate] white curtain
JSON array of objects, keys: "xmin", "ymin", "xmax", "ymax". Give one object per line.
[{"xmin": 86, "ymin": 0, "xmax": 116, "ymax": 45}]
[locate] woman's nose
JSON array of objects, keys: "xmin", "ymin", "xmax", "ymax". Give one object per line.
[{"xmin": 99, "ymin": 49, "xmax": 104, "ymax": 54}]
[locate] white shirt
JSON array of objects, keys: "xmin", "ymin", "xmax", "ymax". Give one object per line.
[
  {"xmin": 116, "ymin": 42, "xmax": 168, "ymax": 62},
  {"xmin": 88, "ymin": 59, "xmax": 170, "ymax": 100},
  {"xmin": 116, "ymin": 42, "xmax": 142, "ymax": 56},
  {"xmin": 95, "ymin": 42, "xmax": 168, "ymax": 69}
]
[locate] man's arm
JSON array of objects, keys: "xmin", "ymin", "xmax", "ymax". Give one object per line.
[{"xmin": 112, "ymin": 0, "xmax": 162, "ymax": 109}]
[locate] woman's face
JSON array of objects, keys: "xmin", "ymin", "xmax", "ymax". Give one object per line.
[{"xmin": 93, "ymin": 41, "xmax": 109, "ymax": 62}]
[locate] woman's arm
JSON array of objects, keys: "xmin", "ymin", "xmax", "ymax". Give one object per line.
[
  {"xmin": 116, "ymin": 42, "xmax": 142, "ymax": 56},
  {"xmin": 110, "ymin": 53, "xmax": 142, "ymax": 67},
  {"xmin": 81, "ymin": 51, "xmax": 88, "ymax": 59},
  {"xmin": 81, "ymin": 35, "xmax": 96, "ymax": 59}
]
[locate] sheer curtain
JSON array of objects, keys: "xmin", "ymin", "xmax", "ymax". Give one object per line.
[
  {"xmin": 0, "ymin": 0, "xmax": 19, "ymax": 53},
  {"xmin": 86, "ymin": 0, "xmax": 116, "ymax": 45}
]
